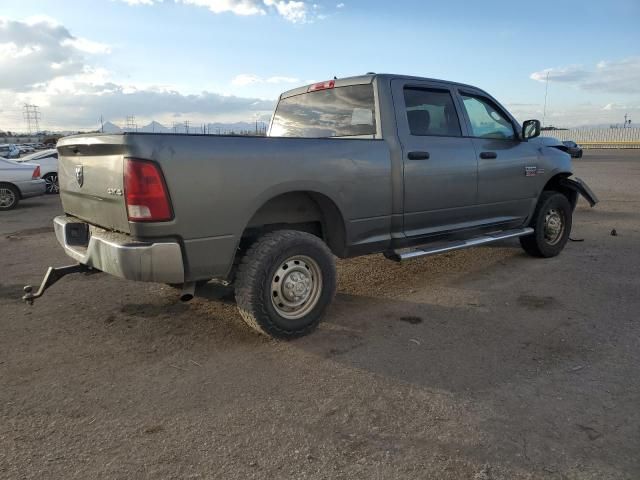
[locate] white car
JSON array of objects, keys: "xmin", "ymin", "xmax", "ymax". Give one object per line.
[
  {"xmin": 0, "ymin": 157, "xmax": 46, "ymax": 210},
  {"xmin": 15, "ymin": 149, "xmax": 59, "ymax": 194}
]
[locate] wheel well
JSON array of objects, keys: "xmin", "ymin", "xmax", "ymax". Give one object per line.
[
  {"xmin": 240, "ymin": 191, "xmax": 347, "ymax": 257},
  {"xmin": 0, "ymin": 182, "xmax": 21, "ymax": 199},
  {"xmin": 543, "ymin": 174, "xmax": 578, "ymax": 209}
]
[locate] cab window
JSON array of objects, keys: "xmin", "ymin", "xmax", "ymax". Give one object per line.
[
  {"xmin": 404, "ymin": 88, "xmax": 461, "ymax": 137},
  {"xmin": 461, "ymin": 94, "xmax": 515, "ymax": 140}
]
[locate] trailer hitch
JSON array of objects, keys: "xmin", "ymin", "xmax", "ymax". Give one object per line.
[{"xmin": 22, "ymin": 264, "xmax": 99, "ymax": 305}]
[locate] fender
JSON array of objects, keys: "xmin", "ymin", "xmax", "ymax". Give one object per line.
[{"xmin": 559, "ymin": 177, "xmax": 599, "ymax": 207}]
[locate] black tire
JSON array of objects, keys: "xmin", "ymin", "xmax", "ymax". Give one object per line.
[
  {"xmin": 235, "ymin": 230, "xmax": 337, "ymax": 339},
  {"xmin": 43, "ymin": 173, "xmax": 59, "ymax": 194},
  {"xmin": 520, "ymin": 191, "xmax": 572, "ymax": 258},
  {"xmin": 0, "ymin": 184, "xmax": 20, "ymax": 211}
]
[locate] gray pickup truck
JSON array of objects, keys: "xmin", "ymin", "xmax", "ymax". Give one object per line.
[{"xmin": 24, "ymin": 73, "xmax": 597, "ymax": 338}]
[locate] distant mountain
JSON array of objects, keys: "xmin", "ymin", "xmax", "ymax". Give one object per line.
[
  {"xmin": 102, "ymin": 122, "xmax": 122, "ymax": 133},
  {"xmin": 139, "ymin": 121, "xmax": 171, "ymax": 133}
]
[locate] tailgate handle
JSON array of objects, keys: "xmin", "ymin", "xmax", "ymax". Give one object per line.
[{"xmin": 408, "ymin": 151, "xmax": 430, "ymax": 160}]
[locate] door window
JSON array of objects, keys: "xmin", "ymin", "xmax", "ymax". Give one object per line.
[
  {"xmin": 404, "ymin": 88, "xmax": 462, "ymax": 137},
  {"xmin": 461, "ymin": 94, "xmax": 515, "ymax": 140}
]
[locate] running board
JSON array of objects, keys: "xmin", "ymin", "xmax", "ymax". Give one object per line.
[{"xmin": 388, "ymin": 228, "xmax": 534, "ymax": 262}]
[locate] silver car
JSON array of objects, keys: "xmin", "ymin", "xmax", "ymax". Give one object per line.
[{"xmin": 0, "ymin": 157, "xmax": 46, "ymax": 210}]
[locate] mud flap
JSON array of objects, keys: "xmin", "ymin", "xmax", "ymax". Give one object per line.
[{"xmin": 559, "ymin": 177, "xmax": 599, "ymax": 207}]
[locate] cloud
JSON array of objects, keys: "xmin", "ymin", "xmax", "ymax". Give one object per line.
[
  {"xmin": 232, "ymin": 74, "xmax": 300, "ymax": 86},
  {"xmin": 44, "ymin": 86, "xmax": 275, "ymax": 127},
  {"xmin": 266, "ymin": 76, "xmax": 299, "ymax": 83},
  {"xmin": 0, "ymin": 17, "xmax": 110, "ymax": 90},
  {"xmin": 530, "ymin": 57, "xmax": 640, "ymax": 94},
  {"xmin": 231, "ymin": 74, "xmax": 262, "ymax": 86},
  {"xmin": 179, "ymin": 0, "xmax": 266, "ymax": 16},
  {"xmin": 263, "ymin": 0, "xmax": 308, "ymax": 23},
  {"xmin": 0, "ymin": 17, "xmax": 277, "ymax": 130},
  {"xmin": 116, "ymin": 0, "xmax": 314, "ymax": 22}
]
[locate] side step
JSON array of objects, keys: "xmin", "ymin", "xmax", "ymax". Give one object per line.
[{"xmin": 388, "ymin": 227, "xmax": 534, "ymax": 262}]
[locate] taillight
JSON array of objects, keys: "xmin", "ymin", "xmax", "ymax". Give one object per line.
[
  {"xmin": 124, "ymin": 158, "xmax": 172, "ymax": 222},
  {"xmin": 32, "ymin": 166, "xmax": 40, "ymax": 179},
  {"xmin": 308, "ymin": 80, "xmax": 335, "ymax": 92}
]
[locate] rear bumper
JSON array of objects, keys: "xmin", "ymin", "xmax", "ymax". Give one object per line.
[
  {"xmin": 53, "ymin": 215, "xmax": 185, "ymax": 284},
  {"xmin": 16, "ymin": 179, "xmax": 46, "ymax": 198}
]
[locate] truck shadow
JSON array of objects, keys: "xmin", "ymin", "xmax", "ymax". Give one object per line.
[
  {"xmin": 295, "ymin": 291, "xmax": 594, "ymax": 394},
  {"xmin": 111, "ymin": 244, "xmax": 596, "ymax": 394}
]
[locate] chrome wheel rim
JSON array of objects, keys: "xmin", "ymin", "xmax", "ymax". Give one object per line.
[
  {"xmin": 270, "ymin": 255, "xmax": 322, "ymax": 320},
  {"xmin": 0, "ymin": 187, "xmax": 16, "ymax": 208},
  {"xmin": 544, "ymin": 208, "xmax": 565, "ymax": 245},
  {"xmin": 45, "ymin": 174, "xmax": 59, "ymax": 194}
]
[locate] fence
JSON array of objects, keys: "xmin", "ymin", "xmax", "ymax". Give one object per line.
[{"xmin": 541, "ymin": 128, "xmax": 640, "ymax": 149}]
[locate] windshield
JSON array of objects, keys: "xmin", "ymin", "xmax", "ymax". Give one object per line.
[{"xmin": 270, "ymin": 84, "xmax": 377, "ymax": 138}]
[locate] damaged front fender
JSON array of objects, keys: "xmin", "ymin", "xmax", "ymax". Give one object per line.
[{"xmin": 559, "ymin": 177, "xmax": 599, "ymax": 208}]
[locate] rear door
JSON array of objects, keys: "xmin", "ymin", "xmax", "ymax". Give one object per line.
[
  {"xmin": 391, "ymin": 79, "xmax": 479, "ymax": 237},
  {"xmin": 457, "ymin": 90, "xmax": 539, "ymax": 225}
]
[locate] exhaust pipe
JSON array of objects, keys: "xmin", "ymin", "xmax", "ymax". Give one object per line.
[{"xmin": 180, "ymin": 282, "xmax": 196, "ymax": 302}]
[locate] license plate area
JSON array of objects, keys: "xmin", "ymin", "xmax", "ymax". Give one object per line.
[{"xmin": 64, "ymin": 222, "xmax": 90, "ymax": 247}]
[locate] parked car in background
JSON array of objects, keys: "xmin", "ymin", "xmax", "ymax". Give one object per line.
[
  {"xmin": 562, "ymin": 141, "xmax": 583, "ymax": 158},
  {"xmin": 18, "ymin": 145, "xmax": 35, "ymax": 155},
  {"xmin": 0, "ymin": 144, "xmax": 20, "ymax": 159},
  {"xmin": 15, "ymin": 149, "xmax": 59, "ymax": 193},
  {"xmin": 0, "ymin": 157, "xmax": 46, "ymax": 210}
]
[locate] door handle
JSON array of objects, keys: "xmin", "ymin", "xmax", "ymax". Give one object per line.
[
  {"xmin": 480, "ymin": 151, "xmax": 497, "ymax": 159},
  {"xmin": 408, "ymin": 151, "xmax": 430, "ymax": 160}
]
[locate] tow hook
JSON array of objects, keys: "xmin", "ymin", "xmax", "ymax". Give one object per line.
[{"xmin": 22, "ymin": 264, "xmax": 98, "ymax": 305}]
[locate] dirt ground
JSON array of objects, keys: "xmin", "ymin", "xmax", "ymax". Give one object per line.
[{"xmin": 1, "ymin": 150, "xmax": 639, "ymax": 479}]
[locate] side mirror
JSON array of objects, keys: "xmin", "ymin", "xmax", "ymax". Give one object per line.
[{"xmin": 522, "ymin": 119, "xmax": 541, "ymax": 140}]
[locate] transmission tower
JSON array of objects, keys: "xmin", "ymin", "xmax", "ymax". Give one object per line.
[
  {"xmin": 23, "ymin": 104, "xmax": 41, "ymax": 135},
  {"xmin": 184, "ymin": 120, "xmax": 190, "ymax": 134},
  {"xmin": 125, "ymin": 115, "xmax": 137, "ymax": 132}
]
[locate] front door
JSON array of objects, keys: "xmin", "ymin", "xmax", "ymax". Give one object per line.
[
  {"xmin": 392, "ymin": 80, "xmax": 479, "ymax": 237},
  {"xmin": 458, "ymin": 91, "xmax": 540, "ymax": 225}
]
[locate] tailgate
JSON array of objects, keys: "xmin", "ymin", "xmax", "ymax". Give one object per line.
[{"xmin": 57, "ymin": 135, "xmax": 130, "ymax": 234}]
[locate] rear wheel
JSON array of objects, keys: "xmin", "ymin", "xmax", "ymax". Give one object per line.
[
  {"xmin": 235, "ymin": 230, "xmax": 336, "ymax": 339},
  {"xmin": 520, "ymin": 191, "xmax": 572, "ymax": 258},
  {"xmin": 0, "ymin": 184, "xmax": 19, "ymax": 210},
  {"xmin": 43, "ymin": 173, "xmax": 59, "ymax": 194}
]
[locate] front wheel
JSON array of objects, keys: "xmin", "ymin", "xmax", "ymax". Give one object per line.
[
  {"xmin": 235, "ymin": 230, "xmax": 337, "ymax": 339},
  {"xmin": 520, "ymin": 191, "xmax": 572, "ymax": 258}
]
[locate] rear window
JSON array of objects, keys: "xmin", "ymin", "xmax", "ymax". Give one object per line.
[{"xmin": 270, "ymin": 84, "xmax": 377, "ymax": 138}]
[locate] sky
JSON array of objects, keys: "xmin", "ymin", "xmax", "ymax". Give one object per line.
[{"xmin": 0, "ymin": 0, "xmax": 639, "ymax": 131}]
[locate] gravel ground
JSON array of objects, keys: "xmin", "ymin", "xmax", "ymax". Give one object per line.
[{"xmin": 1, "ymin": 150, "xmax": 639, "ymax": 479}]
